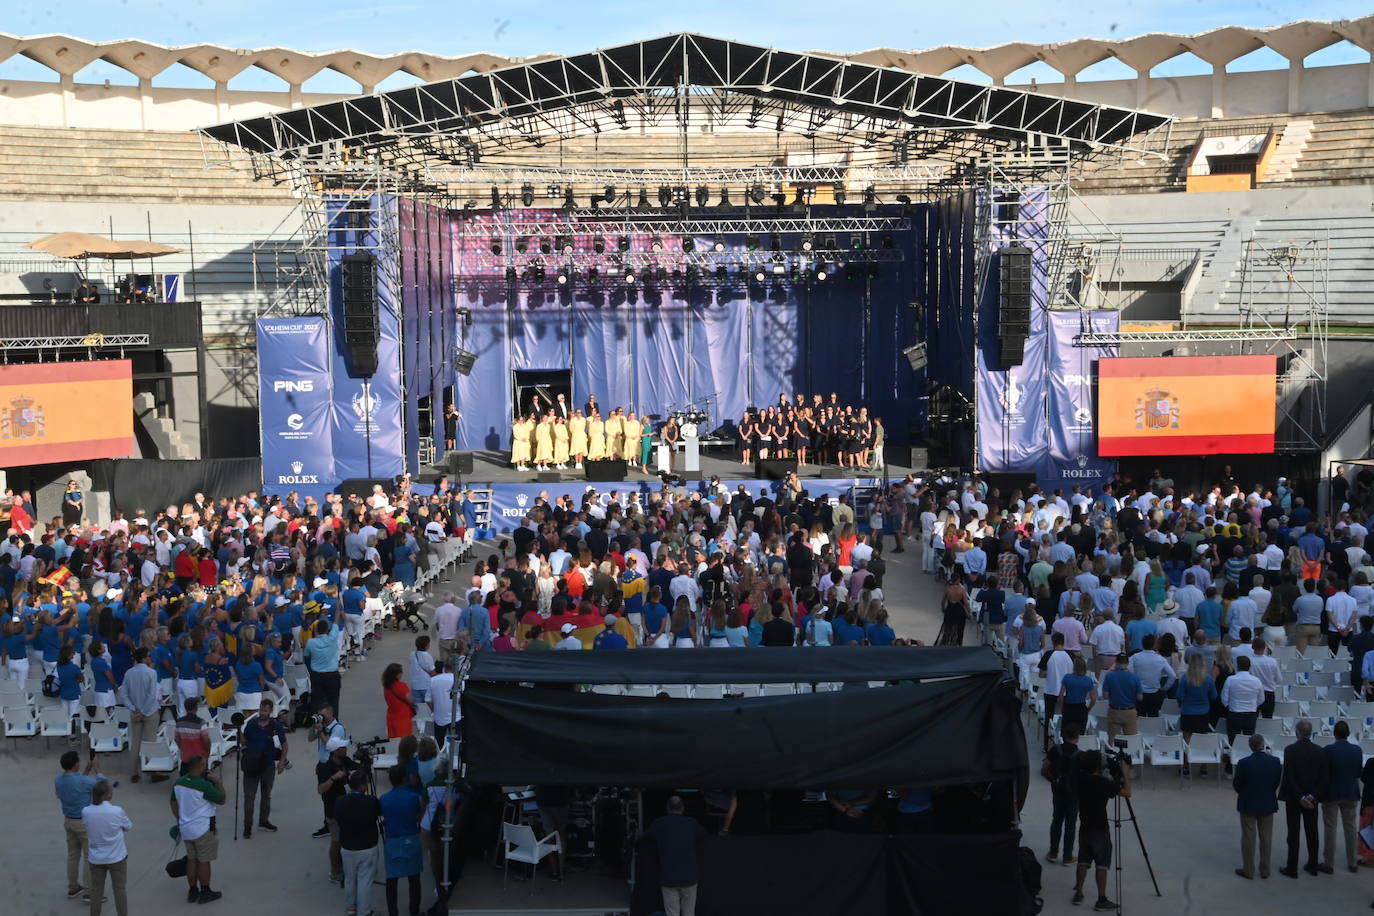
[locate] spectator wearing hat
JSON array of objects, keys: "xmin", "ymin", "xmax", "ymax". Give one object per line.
[
  {"xmin": 593, "ymin": 614, "xmax": 628, "ymax": 651},
  {"xmin": 555, "ymin": 623, "xmax": 582, "ymax": 650},
  {"xmin": 317, "ymin": 735, "xmax": 356, "ymax": 886}
]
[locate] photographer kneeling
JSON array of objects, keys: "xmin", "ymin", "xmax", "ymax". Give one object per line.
[{"xmin": 1072, "ymin": 748, "xmax": 1131, "ymax": 911}]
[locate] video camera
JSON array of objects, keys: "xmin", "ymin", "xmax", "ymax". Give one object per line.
[
  {"xmin": 1102, "ymin": 738, "xmax": 1132, "ymax": 782},
  {"xmin": 352, "ymin": 735, "xmax": 389, "ymax": 769}
]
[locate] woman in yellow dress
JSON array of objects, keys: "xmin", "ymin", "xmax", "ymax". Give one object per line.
[
  {"xmin": 569, "ymin": 409, "xmax": 589, "ymax": 469},
  {"xmin": 605, "ymin": 407, "xmax": 623, "ymax": 460},
  {"xmin": 623, "ymin": 411, "xmax": 640, "ymax": 463},
  {"xmin": 510, "ymin": 413, "xmax": 533, "ymax": 471},
  {"xmin": 587, "ymin": 410, "xmax": 606, "ymax": 461},
  {"xmin": 552, "ymin": 416, "xmax": 571, "ymax": 469},
  {"xmin": 533, "ymin": 414, "xmax": 554, "ymax": 471}
]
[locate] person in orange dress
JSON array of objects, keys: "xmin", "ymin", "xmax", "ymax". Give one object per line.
[{"xmin": 382, "ymin": 662, "xmax": 416, "ymax": 739}]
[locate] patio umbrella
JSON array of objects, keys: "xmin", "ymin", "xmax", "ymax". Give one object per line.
[{"xmin": 25, "ymin": 232, "xmax": 181, "ymax": 260}]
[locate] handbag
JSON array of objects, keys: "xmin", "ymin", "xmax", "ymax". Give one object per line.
[{"xmin": 165, "ymin": 833, "xmax": 187, "ymax": 878}]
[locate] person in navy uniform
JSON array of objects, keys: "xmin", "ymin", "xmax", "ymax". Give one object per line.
[{"xmin": 1232, "ymin": 732, "xmax": 1282, "ymax": 879}]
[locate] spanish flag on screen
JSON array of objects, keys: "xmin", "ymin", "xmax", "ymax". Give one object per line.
[
  {"xmin": 1097, "ymin": 355, "xmax": 1275, "ymax": 457},
  {"xmin": 202, "ymin": 661, "xmax": 236, "ymax": 709}
]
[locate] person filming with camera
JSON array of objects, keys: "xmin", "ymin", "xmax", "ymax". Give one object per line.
[
  {"xmin": 308, "ymin": 705, "xmax": 346, "ymax": 839},
  {"xmin": 1072, "ymin": 748, "xmax": 1131, "ymax": 911},
  {"xmin": 316, "ymin": 735, "xmax": 356, "ymax": 887}
]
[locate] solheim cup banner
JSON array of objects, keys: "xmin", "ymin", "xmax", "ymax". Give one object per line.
[
  {"xmin": 1040, "ymin": 311, "xmax": 1118, "ymax": 490},
  {"xmin": 1097, "ymin": 355, "xmax": 1276, "ymax": 456},
  {"xmin": 256, "ymin": 318, "xmax": 336, "ymax": 495}
]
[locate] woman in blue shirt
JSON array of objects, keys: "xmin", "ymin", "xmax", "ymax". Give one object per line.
[
  {"xmin": 390, "ymin": 530, "xmax": 417, "ymax": 589},
  {"xmin": 35, "ymin": 609, "xmax": 74, "ymax": 677},
  {"xmin": 174, "ymin": 634, "xmax": 201, "ymax": 716},
  {"xmin": 865, "ymin": 609, "xmax": 896, "ymax": 647},
  {"xmin": 670, "ymin": 600, "xmax": 696, "ymax": 648},
  {"xmin": 233, "ymin": 644, "xmax": 266, "ymax": 704},
  {"xmin": 706, "ymin": 601, "xmax": 730, "ymax": 647},
  {"xmin": 724, "ymin": 608, "xmax": 750, "ymax": 647},
  {"xmin": 106, "ymin": 619, "xmax": 134, "ymax": 687},
  {"xmin": 56, "ymin": 645, "xmax": 83, "ymax": 721},
  {"xmin": 379, "ymin": 764, "xmax": 425, "ymax": 916},
  {"xmin": 262, "ymin": 632, "xmax": 289, "ymax": 709},
  {"xmin": 89, "ymin": 642, "xmax": 117, "ymax": 712},
  {"xmin": 1171, "ymin": 654, "xmax": 1219, "ymax": 777},
  {"xmin": 1056, "ymin": 655, "xmax": 1097, "ymax": 736}
]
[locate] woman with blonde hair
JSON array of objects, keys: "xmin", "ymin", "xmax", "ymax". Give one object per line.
[
  {"xmin": 1210, "ymin": 644, "xmax": 1235, "ymax": 732},
  {"xmin": 1144, "ymin": 559, "xmax": 1167, "ymax": 614},
  {"xmin": 1174, "ymin": 652, "xmax": 1218, "ymax": 777}
]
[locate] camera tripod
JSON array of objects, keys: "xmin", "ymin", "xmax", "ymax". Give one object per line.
[{"xmin": 1109, "ymin": 786, "xmax": 1161, "ymax": 914}]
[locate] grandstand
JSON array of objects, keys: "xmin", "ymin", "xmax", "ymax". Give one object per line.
[{"xmin": 1, "ymin": 18, "xmax": 1373, "ymax": 463}]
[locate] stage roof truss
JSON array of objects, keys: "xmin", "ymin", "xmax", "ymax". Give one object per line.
[{"xmin": 200, "ymin": 33, "xmax": 1172, "ymax": 200}]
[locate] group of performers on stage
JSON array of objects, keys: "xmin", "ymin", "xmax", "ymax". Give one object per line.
[
  {"xmin": 738, "ymin": 393, "xmax": 882, "ymax": 468},
  {"xmin": 510, "ymin": 394, "xmax": 666, "ymax": 473}
]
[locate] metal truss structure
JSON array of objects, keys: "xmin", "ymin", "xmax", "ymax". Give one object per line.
[
  {"xmin": 0, "ymin": 333, "xmax": 150, "ymax": 352},
  {"xmin": 424, "ymin": 164, "xmax": 948, "ymax": 185},
  {"xmin": 450, "ymin": 214, "xmax": 909, "ymax": 237},
  {"xmin": 1075, "ymin": 327, "xmax": 1300, "ymax": 344}
]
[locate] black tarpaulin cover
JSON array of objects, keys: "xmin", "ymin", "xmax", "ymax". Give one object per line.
[
  {"xmin": 466, "ymin": 645, "xmax": 1005, "ymax": 685},
  {"xmin": 462, "ymin": 674, "xmax": 1026, "ymax": 789}
]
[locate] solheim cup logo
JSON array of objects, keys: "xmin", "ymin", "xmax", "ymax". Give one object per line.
[
  {"xmin": 351, "ymin": 391, "xmax": 377, "ymax": 421},
  {"xmin": 1134, "ymin": 387, "xmax": 1180, "ymax": 430}
]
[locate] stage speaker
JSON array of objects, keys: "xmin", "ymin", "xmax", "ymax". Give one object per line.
[
  {"xmin": 679, "ymin": 470, "xmax": 704, "ymax": 482},
  {"xmin": 446, "ymin": 451, "xmax": 474, "ymax": 477},
  {"xmin": 756, "ymin": 458, "xmax": 797, "ymax": 480},
  {"xmin": 341, "ymin": 252, "xmax": 379, "ymax": 377},
  {"xmin": 997, "ymin": 245, "xmax": 1031, "ymax": 367},
  {"xmin": 585, "ymin": 459, "xmax": 627, "ymax": 481},
  {"xmin": 884, "ymin": 443, "xmax": 913, "ymax": 467},
  {"xmin": 819, "ymin": 467, "xmax": 846, "ymax": 478},
  {"xmin": 536, "ymin": 471, "xmax": 560, "ymax": 483},
  {"xmin": 336, "ymin": 477, "xmax": 392, "ymax": 498}
]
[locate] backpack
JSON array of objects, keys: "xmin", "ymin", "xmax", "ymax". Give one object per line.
[
  {"xmin": 1018, "ymin": 846, "xmax": 1044, "ymax": 915},
  {"xmin": 41, "ymin": 671, "xmax": 61, "ymax": 698}
]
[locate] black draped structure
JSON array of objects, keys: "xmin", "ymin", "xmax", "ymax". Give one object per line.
[
  {"xmin": 462, "ymin": 676, "xmax": 1024, "ymax": 789},
  {"xmin": 466, "ymin": 644, "xmax": 1004, "ymax": 686}
]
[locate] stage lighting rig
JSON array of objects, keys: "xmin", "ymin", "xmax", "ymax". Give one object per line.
[
  {"xmin": 813, "ymin": 264, "xmax": 830, "ymax": 281},
  {"xmin": 556, "ymin": 266, "xmax": 570, "ymax": 285},
  {"xmin": 716, "ymin": 264, "xmax": 728, "ymax": 282},
  {"xmin": 713, "ymin": 235, "xmax": 726, "ymax": 252},
  {"xmin": 618, "ymin": 236, "xmax": 631, "ymax": 252},
  {"xmin": 593, "ymin": 235, "xmax": 606, "ymax": 254},
  {"xmin": 587, "ymin": 267, "xmax": 599, "ymax": 285},
  {"xmin": 489, "ymin": 237, "xmax": 502, "ymax": 255},
  {"xmin": 717, "ymin": 187, "xmax": 733, "ymax": 209},
  {"xmin": 881, "ymin": 233, "xmax": 894, "ymax": 249},
  {"xmin": 903, "ymin": 342, "xmax": 928, "ymax": 371},
  {"xmin": 650, "ymin": 235, "xmax": 664, "ymax": 253},
  {"xmin": 515, "ymin": 237, "xmax": 528, "ymax": 254},
  {"xmin": 637, "ymin": 188, "xmax": 651, "ymax": 210},
  {"xmin": 504, "ymin": 267, "xmax": 517, "ymax": 284},
  {"xmin": 833, "ymin": 185, "xmax": 847, "ymax": 206},
  {"xmin": 771, "ymin": 257, "xmax": 786, "ymax": 276},
  {"xmin": 682, "ymin": 237, "xmax": 694, "ymax": 253},
  {"xmin": 490, "ymin": 186, "xmax": 503, "ymax": 210},
  {"xmin": 559, "ymin": 235, "xmax": 574, "ymax": 254},
  {"xmin": 769, "ymin": 232, "xmax": 782, "ymax": 251},
  {"xmin": 801, "ymin": 234, "xmax": 814, "ymax": 252},
  {"xmin": 822, "ymin": 233, "xmax": 837, "ymax": 250},
  {"xmin": 695, "ymin": 185, "xmax": 710, "ymax": 208},
  {"xmin": 863, "ymin": 186, "xmax": 877, "ymax": 212},
  {"xmin": 624, "ymin": 266, "xmax": 637, "ymax": 284},
  {"xmin": 562, "ymin": 187, "xmax": 577, "ymax": 210},
  {"xmin": 604, "ymin": 184, "xmax": 616, "ymax": 204},
  {"xmin": 746, "ymin": 233, "xmax": 760, "ymax": 251},
  {"xmin": 520, "ymin": 184, "xmax": 535, "ymax": 207},
  {"xmin": 546, "ymin": 184, "xmax": 561, "ymax": 197},
  {"xmin": 658, "ymin": 185, "xmax": 673, "ymax": 207},
  {"xmin": 752, "ymin": 265, "xmax": 766, "ymax": 283},
  {"xmin": 539, "ymin": 237, "xmax": 552, "ymax": 255},
  {"xmin": 748, "ymin": 183, "xmax": 766, "ymax": 205}
]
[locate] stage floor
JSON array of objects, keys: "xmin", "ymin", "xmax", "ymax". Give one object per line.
[{"xmin": 429, "ymin": 448, "xmax": 918, "ymax": 486}]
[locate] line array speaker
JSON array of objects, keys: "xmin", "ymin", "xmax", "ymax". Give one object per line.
[
  {"xmin": 997, "ymin": 245, "xmax": 1031, "ymax": 367},
  {"xmin": 341, "ymin": 252, "xmax": 379, "ymax": 377}
]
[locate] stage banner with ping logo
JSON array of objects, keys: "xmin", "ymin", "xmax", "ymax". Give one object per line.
[
  {"xmin": 256, "ymin": 317, "xmax": 336, "ymax": 495},
  {"xmin": 0, "ymin": 360, "xmax": 133, "ymax": 465},
  {"xmin": 1039, "ymin": 310, "xmax": 1118, "ymax": 493}
]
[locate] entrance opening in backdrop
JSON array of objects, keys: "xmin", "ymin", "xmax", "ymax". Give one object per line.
[{"xmin": 513, "ymin": 368, "xmax": 572, "ymax": 419}]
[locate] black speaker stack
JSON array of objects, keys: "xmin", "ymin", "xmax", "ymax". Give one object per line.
[
  {"xmin": 341, "ymin": 252, "xmax": 379, "ymax": 377},
  {"xmin": 755, "ymin": 458, "xmax": 798, "ymax": 480},
  {"xmin": 446, "ymin": 451, "xmax": 474, "ymax": 477},
  {"xmin": 585, "ymin": 459, "xmax": 628, "ymax": 481},
  {"xmin": 997, "ymin": 245, "xmax": 1031, "ymax": 367}
]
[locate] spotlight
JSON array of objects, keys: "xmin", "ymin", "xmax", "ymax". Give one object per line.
[
  {"xmin": 606, "ymin": 263, "xmax": 621, "ymax": 278},
  {"xmin": 716, "ymin": 264, "xmax": 728, "ymax": 282},
  {"xmin": 881, "ymin": 233, "xmax": 894, "ymax": 249},
  {"xmin": 504, "ymin": 266, "xmax": 517, "ymax": 284},
  {"xmin": 658, "ymin": 185, "xmax": 673, "ymax": 207},
  {"xmin": 562, "ymin": 187, "xmax": 577, "ymax": 210},
  {"xmin": 588, "ymin": 267, "xmax": 599, "ymax": 285},
  {"xmin": 748, "ymin": 183, "xmax": 766, "ymax": 204},
  {"xmin": 520, "ymin": 184, "xmax": 535, "ymax": 207},
  {"xmin": 523, "ymin": 266, "xmax": 537, "ymax": 284},
  {"xmin": 713, "ymin": 234, "xmax": 726, "ymax": 252},
  {"xmin": 533, "ymin": 265, "xmax": 545, "ymax": 285},
  {"xmin": 453, "ymin": 347, "xmax": 478, "ymax": 376},
  {"xmin": 769, "ymin": 232, "xmax": 781, "ymax": 251},
  {"xmin": 671, "ymin": 267, "xmax": 683, "ymax": 283},
  {"xmin": 801, "ymin": 234, "xmax": 814, "ymax": 252},
  {"xmin": 515, "ymin": 236, "xmax": 528, "ymax": 254},
  {"xmin": 772, "ymin": 257, "xmax": 786, "ymax": 275},
  {"xmin": 556, "ymin": 266, "xmax": 570, "ymax": 285},
  {"xmin": 624, "ymin": 267, "xmax": 636, "ymax": 284},
  {"xmin": 682, "ymin": 237, "xmax": 694, "ymax": 253},
  {"xmin": 746, "ymin": 233, "xmax": 760, "ymax": 250},
  {"xmin": 650, "ymin": 235, "xmax": 664, "ymax": 252},
  {"xmin": 593, "ymin": 235, "xmax": 606, "ymax": 254},
  {"xmin": 833, "ymin": 185, "xmax": 847, "ymax": 206},
  {"xmin": 637, "ymin": 188, "xmax": 651, "ymax": 210},
  {"xmin": 560, "ymin": 235, "xmax": 574, "ymax": 255},
  {"xmin": 814, "ymin": 264, "xmax": 829, "ymax": 281},
  {"xmin": 539, "ymin": 237, "xmax": 552, "ymax": 255},
  {"xmin": 655, "ymin": 267, "xmax": 668, "ymax": 284},
  {"xmin": 753, "ymin": 265, "xmax": 766, "ymax": 283},
  {"xmin": 850, "ymin": 233, "xmax": 865, "ymax": 250},
  {"xmin": 903, "ymin": 342, "xmax": 928, "ymax": 371},
  {"xmin": 489, "ymin": 237, "xmax": 502, "ymax": 255},
  {"xmin": 604, "ymin": 185, "xmax": 616, "ymax": 204},
  {"xmin": 822, "ymin": 233, "xmax": 837, "ymax": 250},
  {"xmin": 490, "ymin": 186, "xmax": 503, "ymax": 210},
  {"xmin": 618, "ymin": 235, "xmax": 630, "ymax": 252},
  {"xmin": 695, "ymin": 185, "xmax": 710, "ymax": 208},
  {"xmin": 547, "ymin": 184, "xmax": 560, "ymax": 197},
  {"xmin": 867, "ymin": 262, "xmax": 880, "ymax": 280},
  {"xmin": 717, "ymin": 187, "xmax": 733, "ymax": 209},
  {"xmin": 862, "ymin": 186, "xmax": 877, "ymax": 212}
]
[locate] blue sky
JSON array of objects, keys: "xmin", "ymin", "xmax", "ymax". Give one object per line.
[{"xmin": 1, "ymin": 1, "xmax": 1370, "ymax": 90}]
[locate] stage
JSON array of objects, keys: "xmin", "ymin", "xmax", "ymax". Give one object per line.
[{"xmin": 427, "ymin": 447, "xmax": 922, "ymax": 486}]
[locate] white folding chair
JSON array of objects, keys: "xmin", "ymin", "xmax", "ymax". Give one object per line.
[
  {"xmin": 88, "ymin": 720, "xmax": 126, "ymax": 754},
  {"xmin": 39, "ymin": 706, "xmax": 74, "ymax": 744},
  {"xmin": 372, "ymin": 738, "xmax": 401, "ymax": 769},
  {"xmin": 1272, "ymin": 701, "xmax": 1302, "ymax": 720},
  {"xmin": 730, "ymin": 684, "xmax": 762, "ymax": 698},
  {"xmin": 1077, "ymin": 734, "xmax": 1101, "ymax": 753},
  {"xmin": 1306, "ymin": 702, "xmax": 1342, "ymax": 733},
  {"xmin": 590, "ymin": 685, "xmax": 625, "ymax": 696},
  {"xmin": 760, "ymin": 683, "xmax": 795, "ymax": 697},
  {"xmin": 1187, "ymin": 732, "xmax": 1225, "ymax": 779},
  {"xmin": 693, "ymin": 684, "xmax": 725, "ymax": 700},
  {"xmin": 2, "ymin": 704, "xmax": 37, "ymax": 741},
  {"xmin": 1286, "ymin": 685, "xmax": 1319, "ymax": 703},
  {"xmin": 658, "ymin": 685, "xmax": 692, "ymax": 699},
  {"xmin": 1115, "ymin": 733, "xmax": 1145, "ymax": 768},
  {"xmin": 1147, "ymin": 734, "xmax": 1186, "ymax": 772},
  {"xmin": 138, "ymin": 739, "xmax": 178, "ymax": 775},
  {"xmin": 624, "ymin": 685, "xmax": 656, "ymax": 698},
  {"xmin": 501, "ymin": 822, "xmax": 561, "ymax": 882}
]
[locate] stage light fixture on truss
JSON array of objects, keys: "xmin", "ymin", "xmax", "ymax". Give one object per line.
[
  {"xmin": 533, "ymin": 265, "xmax": 546, "ymax": 285},
  {"xmin": 801, "ymin": 234, "xmax": 814, "ymax": 252},
  {"xmin": 650, "ymin": 235, "xmax": 664, "ymax": 252},
  {"xmin": 637, "ymin": 188, "xmax": 651, "ymax": 210},
  {"xmin": 453, "ymin": 347, "xmax": 478, "ymax": 376},
  {"xmin": 716, "ymin": 264, "xmax": 728, "ymax": 282},
  {"xmin": 712, "ymin": 234, "xmax": 726, "ymax": 252},
  {"xmin": 587, "ymin": 267, "xmax": 599, "ymax": 285},
  {"xmin": 789, "ymin": 263, "xmax": 801, "ymax": 281},
  {"xmin": 489, "ymin": 237, "xmax": 502, "ymax": 255},
  {"xmin": 624, "ymin": 266, "xmax": 637, "ymax": 284},
  {"xmin": 695, "ymin": 185, "xmax": 710, "ymax": 208},
  {"xmin": 771, "ymin": 257, "xmax": 786, "ymax": 276},
  {"xmin": 556, "ymin": 266, "xmax": 570, "ymax": 285},
  {"xmin": 658, "ymin": 185, "xmax": 673, "ymax": 207},
  {"xmin": 546, "ymin": 184, "xmax": 561, "ymax": 197},
  {"xmin": 490, "ymin": 186, "xmax": 503, "ymax": 210},
  {"xmin": 515, "ymin": 236, "xmax": 528, "ymax": 254},
  {"xmin": 562, "ymin": 187, "xmax": 577, "ymax": 210},
  {"xmin": 606, "ymin": 263, "xmax": 621, "ymax": 278},
  {"xmin": 539, "ymin": 237, "xmax": 552, "ymax": 255},
  {"xmin": 850, "ymin": 233, "xmax": 865, "ymax": 250},
  {"xmin": 618, "ymin": 235, "xmax": 630, "ymax": 252},
  {"xmin": 881, "ymin": 233, "xmax": 894, "ymax": 249},
  {"xmin": 504, "ymin": 266, "xmax": 517, "ymax": 284},
  {"xmin": 748, "ymin": 183, "xmax": 766, "ymax": 205},
  {"xmin": 603, "ymin": 184, "xmax": 616, "ymax": 204},
  {"xmin": 863, "ymin": 186, "xmax": 877, "ymax": 212},
  {"xmin": 559, "ymin": 235, "xmax": 574, "ymax": 255},
  {"xmin": 671, "ymin": 267, "xmax": 683, "ymax": 284},
  {"xmin": 520, "ymin": 184, "xmax": 535, "ymax": 207},
  {"xmin": 769, "ymin": 232, "xmax": 782, "ymax": 251},
  {"xmin": 522, "ymin": 265, "xmax": 537, "ymax": 284},
  {"xmin": 903, "ymin": 342, "xmax": 928, "ymax": 371},
  {"xmin": 822, "ymin": 233, "xmax": 837, "ymax": 250},
  {"xmin": 752, "ymin": 265, "xmax": 766, "ymax": 283},
  {"xmin": 746, "ymin": 233, "xmax": 760, "ymax": 251},
  {"xmin": 833, "ymin": 185, "xmax": 847, "ymax": 206},
  {"xmin": 813, "ymin": 263, "xmax": 830, "ymax": 282},
  {"xmin": 682, "ymin": 237, "xmax": 694, "ymax": 253},
  {"xmin": 655, "ymin": 267, "xmax": 668, "ymax": 285},
  {"xmin": 593, "ymin": 235, "xmax": 606, "ymax": 254},
  {"xmin": 685, "ymin": 265, "xmax": 698, "ymax": 284},
  {"xmin": 717, "ymin": 187, "xmax": 733, "ymax": 209}
]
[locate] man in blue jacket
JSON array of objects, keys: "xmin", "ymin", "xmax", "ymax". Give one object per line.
[
  {"xmin": 1232, "ymin": 733, "xmax": 1281, "ymax": 879},
  {"xmin": 1321, "ymin": 720, "xmax": 1362, "ymax": 873}
]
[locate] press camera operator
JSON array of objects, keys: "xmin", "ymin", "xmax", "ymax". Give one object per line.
[
  {"xmin": 308, "ymin": 706, "xmax": 347, "ymax": 839},
  {"xmin": 1072, "ymin": 748, "xmax": 1131, "ymax": 911},
  {"xmin": 316, "ymin": 735, "xmax": 357, "ymax": 886}
]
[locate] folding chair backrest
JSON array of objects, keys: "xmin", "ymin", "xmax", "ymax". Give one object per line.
[{"xmin": 503, "ymin": 822, "xmax": 536, "ymax": 849}]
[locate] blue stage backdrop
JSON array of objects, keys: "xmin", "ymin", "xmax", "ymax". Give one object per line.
[
  {"xmin": 256, "ymin": 317, "xmax": 335, "ymax": 496},
  {"xmin": 1040, "ymin": 310, "xmax": 1118, "ymax": 492},
  {"xmin": 444, "ymin": 209, "xmax": 925, "ymax": 452}
]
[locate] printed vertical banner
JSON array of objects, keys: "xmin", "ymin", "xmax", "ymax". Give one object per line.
[
  {"xmin": 1039, "ymin": 310, "xmax": 1118, "ymax": 491},
  {"xmin": 255, "ymin": 317, "xmax": 336, "ymax": 495}
]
